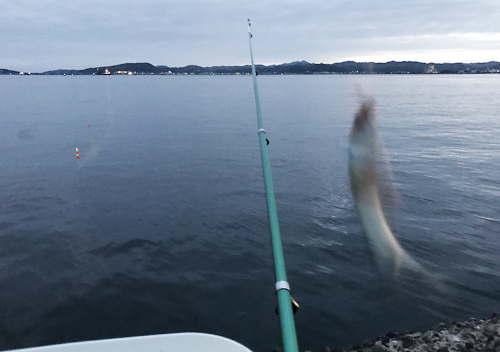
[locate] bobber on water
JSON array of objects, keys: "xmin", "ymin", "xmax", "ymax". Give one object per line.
[{"xmin": 75, "ymin": 147, "xmax": 79, "ymax": 160}]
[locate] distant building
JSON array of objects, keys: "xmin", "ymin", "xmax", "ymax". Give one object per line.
[{"xmin": 425, "ymin": 65, "xmax": 438, "ymax": 74}]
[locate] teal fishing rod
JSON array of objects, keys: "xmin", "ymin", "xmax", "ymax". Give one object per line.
[{"xmin": 247, "ymin": 19, "xmax": 299, "ymax": 352}]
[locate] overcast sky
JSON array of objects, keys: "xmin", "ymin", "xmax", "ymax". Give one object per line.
[{"xmin": 1, "ymin": 0, "xmax": 500, "ymax": 72}]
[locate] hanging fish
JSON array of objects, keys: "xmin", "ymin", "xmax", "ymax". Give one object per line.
[{"xmin": 348, "ymin": 100, "xmax": 421, "ymax": 276}]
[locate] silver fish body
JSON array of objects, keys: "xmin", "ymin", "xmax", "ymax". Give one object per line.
[{"xmin": 349, "ymin": 101, "xmax": 420, "ymax": 275}]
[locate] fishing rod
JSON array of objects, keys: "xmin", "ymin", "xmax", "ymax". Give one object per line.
[{"xmin": 247, "ymin": 19, "xmax": 299, "ymax": 352}]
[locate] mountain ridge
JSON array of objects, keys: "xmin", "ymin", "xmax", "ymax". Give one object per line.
[{"xmin": 2, "ymin": 60, "xmax": 499, "ymax": 75}]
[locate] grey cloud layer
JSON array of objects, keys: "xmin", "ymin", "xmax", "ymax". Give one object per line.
[{"xmin": 1, "ymin": 0, "xmax": 499, "ymax": 71}]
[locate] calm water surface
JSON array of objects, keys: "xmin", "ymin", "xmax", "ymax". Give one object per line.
[{"xmin": 0, "ymin": 75, "xmax": 499, "ymax": 351}]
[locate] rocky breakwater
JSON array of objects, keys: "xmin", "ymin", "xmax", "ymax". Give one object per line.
[{"xmin": 326, "ymin": 314, "xmax": 500, "ymax": 352}]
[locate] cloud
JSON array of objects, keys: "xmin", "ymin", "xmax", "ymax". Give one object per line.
[{"xmin": 1, "ymin": 0, "xmax": 499, "ymax": 71}]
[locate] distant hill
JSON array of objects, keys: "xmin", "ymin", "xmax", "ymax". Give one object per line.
[
  {"xmin": 79, "ymin": 62, "xmax": 161, "ymax": 75},
  {"xmin": 2, "ymin": 61, "xmax": 500, "ymax": 75},
  {"xmin": 43, "ymin": 69, "xmax": 81, "ymax": 75},
  {"xmin": 0, "ymin": 68, "xmax": 20, "ymax": 75}
]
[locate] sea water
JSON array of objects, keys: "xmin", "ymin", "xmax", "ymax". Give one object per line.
[{"xmin": 0, "ymin": 74, "xmax": 499, "ymax": 351}]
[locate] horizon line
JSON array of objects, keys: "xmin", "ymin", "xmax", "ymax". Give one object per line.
[{"xmin": 2, "ymin": 59, "xmax": 500, "ymax": 74}]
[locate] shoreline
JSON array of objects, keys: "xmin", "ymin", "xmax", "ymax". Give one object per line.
[{"xmin": 322, "ymin": 314, "xmax": 500, "ymax": 352}]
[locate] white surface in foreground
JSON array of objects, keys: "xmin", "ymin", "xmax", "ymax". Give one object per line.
[{"xmin": 5, "ymin": 333, "xmax": 253, "ymax": 352}]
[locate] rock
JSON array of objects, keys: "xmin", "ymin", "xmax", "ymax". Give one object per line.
[
  {"xmin": 322, "ymin": 313, "xmax": 500, "ymax": 352},
  {"xmin": 371, "ymin": 345, "xmax": 386, "ymax": 352},
  {"xmin": 422, "ymin": 333, "xmax": 432, "ymax": 343},
  {"xmin": 401, "ymin": 336, "xmax": 415, "ymax": 348},
  {"xmin": 385, "ymin": 331, "xmax": 396, "ymax": 338},
  {"xmin": 378, "ymin": 337, "xmax": 388, "ymax": 346},
  {"xmin": 436, "ymin": 323, "xmax": 447, "ymax": 331},
  {"xmin": 487, "ymin": 339, "xmax": 500, "ymax": 350}
]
